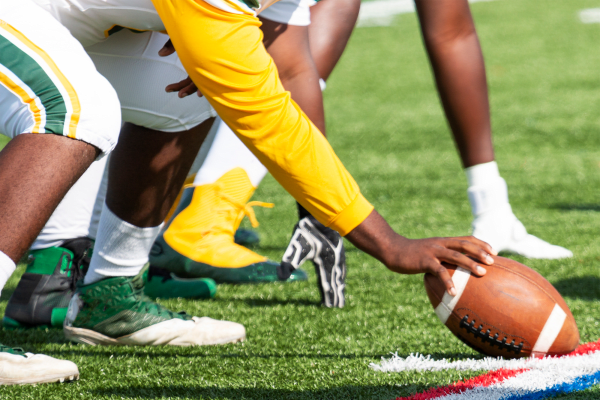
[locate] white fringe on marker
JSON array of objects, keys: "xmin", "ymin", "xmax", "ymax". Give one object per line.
[{"xmin": 370, "ymin": 350, "xmax": 600, "ymax": 373}]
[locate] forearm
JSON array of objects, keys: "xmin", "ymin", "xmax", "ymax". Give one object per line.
[
  {"xmin": 261, "ymin": 18, "xmax": 326, "ymax": 134},
  {"xmin": 416, "ymin": 0, "xmax": 494, "ymax": 168}
]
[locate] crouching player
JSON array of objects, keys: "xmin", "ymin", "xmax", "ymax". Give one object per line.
[
  {"xmin": 159, "ymin": 0, "xmax": 572, "ymax": 313},
  {"xmin": 0, "ymin": 0, "xmax": 121, "ymax": 384},
  {"xmin": 59, "ymin": 0, "xmax": 497, "ymax": 347},
  {"xmin": 2, "ymin": 29, "xmax": 223, "ymax": 330},
  {"xmin": 0, "ymin": 0, "xmax": 496, "ymax": 384},
  {"xmin": 3, "ymin": 0, "xmax": 336, "ymax": 331}
]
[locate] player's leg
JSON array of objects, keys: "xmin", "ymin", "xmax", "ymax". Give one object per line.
[
  {"xmin": 2, "ymin": 30, "xmax": 218, "ymax": 330},
  {"xmin": 60, "ymin": 31, "xmax": 245, "ymax": 346},
  {"xmin": 64, "ymin": 119, "xmax": 248, "ymax": 346},
  {"xmin": 415, "ymin": 0, "xmax": 571, "ymax": 259},
  {"xmin": 0, "ymin": 0, "xmax": 120, "ymax": 383},
  {"xmin": 307, "ymin": 0, "xmax": 361, "ymax": 82},
  {"xmin": 88, "ymin": 30, "xmax": 221, "ymax": 300},
  {"xmin": 3, "ymin": 159, "xmax": 105, "ymax": 329}
]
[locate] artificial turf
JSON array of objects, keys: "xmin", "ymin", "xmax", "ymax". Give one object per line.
[{"xmin": 2, "ymin": 0, "xmax": 600, "ymax": 398}]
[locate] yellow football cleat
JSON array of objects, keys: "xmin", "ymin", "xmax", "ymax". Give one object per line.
[{"xmin": 151, "ymin": 168, "xmax": 307, "ymax": 283}]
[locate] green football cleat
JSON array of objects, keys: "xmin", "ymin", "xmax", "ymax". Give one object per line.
[
  {"xmin": 234, "ymin": 228, "xmax": 260, "ymax": 246},
  {"xmin": 143, "ymin": 265, "xmax": 217, "ymax": 299},
  {"xmin": 63, "ymin": 270, "xmax": 246, "ymax": 346},
  {"xmin": 0, "ymin": 344, "xmax": 79, "ymax": 385},
  {"xmin": 150, "ymin": 235, "xmax": 308, "ymax": 284},
  {"xmin": 3, "ymin": 238, "xmax": 93, "ymax": 329}
]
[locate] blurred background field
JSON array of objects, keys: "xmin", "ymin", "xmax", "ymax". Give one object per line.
[{"xmin": 1, "ymin": 0, "xmax": 600, "ymax": 398}]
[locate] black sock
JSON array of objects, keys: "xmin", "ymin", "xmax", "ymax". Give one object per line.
[{"xmin": 297, "ymin": 202, "xmax": 311, "ymax": 220}]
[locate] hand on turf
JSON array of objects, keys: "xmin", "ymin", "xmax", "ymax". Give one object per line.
[{"xmin": 158, "ymin": 39, "xmax": 203, "ymax": 98}]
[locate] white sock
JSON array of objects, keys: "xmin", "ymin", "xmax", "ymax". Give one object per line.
[
  {"xmin": 466, "ymin": 162, "xmax": 572, "ymax": 259},
  {"xmin": 319, "ymin": 78, "xmax": 327, "ymax": 91},
  {"xmin": 465, "ymin": 161, "xmax": 511, "ymax": 217},
  {"xmin": 465, "ymin": 160, "xmax": 500, "ymax": 187},
  {"xmin": 193, "ymin": 117, "xmax": 268, "ymax": 187},
  {"xmin": 88, "ymin": 157, "xmax": 109, "ymax": 240},
  {"xmin": 84, "ymin": 205, "xmax": 163, "ymax": 284},
  {"xmin": 31, "ymin": 157, "xmax": 107, "ymax": 250},
  {"xmin": 0, "ymin": 251, "xmax": 16, "ymax": 297}
]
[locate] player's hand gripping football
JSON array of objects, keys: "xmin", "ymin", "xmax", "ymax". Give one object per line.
[
  {"xmin": 158, "ymin": 39, "xmax": 202, "ymax": 98},
  {"xmin": 345, "ymin": 210, "xmax": 496, "ymax": 296}
]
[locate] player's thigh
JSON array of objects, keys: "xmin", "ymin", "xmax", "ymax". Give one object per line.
[
  {"xmin": 0, "ymin": 0, "xmax": 120, "ymax": 156},
  {"xmin": 86, "ymin": 30, "xmax": 216, "ymax": 133}
]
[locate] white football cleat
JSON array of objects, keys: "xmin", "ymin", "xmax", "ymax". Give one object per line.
[
  {"xmin": 468, "ymin": 176, "xmax": 572, "ymax": 260},
  {"xmin": 472, "ymin": 210, "xmax": 573, "ymax": 260},
  {"xmin": 0, "ymin": 345, "xmax": 79, "ymax": 385},
  {"xmin": 63, "ymin": 274, "xmax": 246, "ymax": 346}
]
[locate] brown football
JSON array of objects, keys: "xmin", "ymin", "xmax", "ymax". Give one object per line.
[{"xmin": 424, "ymin": 256, "xmax": 579, "ymax": 359}]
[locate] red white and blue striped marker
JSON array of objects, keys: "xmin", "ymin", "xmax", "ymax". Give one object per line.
[{"xmin": 371, "ymin": 339, "xmax": 600, "ymax": 399}]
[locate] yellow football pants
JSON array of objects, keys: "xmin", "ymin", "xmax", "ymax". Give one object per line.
[{"xmin": 151, "ymin": 0, "xmax": 373, "ymax": 236}]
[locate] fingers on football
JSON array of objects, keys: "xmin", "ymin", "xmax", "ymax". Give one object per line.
[
  {"xmin": 430, "ymin": 262, "xmax": 457, "ymax": 296},
  {"xmin": 445, "ymin": 237, "xmax": 495, "ymax": 266},
  {"xmin": 457, "ymin": 236, "xmax": 497, "ymax": 257},
  {"xmin": 436, "ymin": 246, "xmax": 486, "ymax": 277}
]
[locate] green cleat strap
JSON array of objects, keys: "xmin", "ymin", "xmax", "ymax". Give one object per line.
[{"xmin": 51, "ymin": 308, "xmax": 68, "ymax": 327}]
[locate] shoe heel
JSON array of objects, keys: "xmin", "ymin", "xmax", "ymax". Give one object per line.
[{"xmin": 2, "ymin": 316, "xmax": 25, "ymax": 329}]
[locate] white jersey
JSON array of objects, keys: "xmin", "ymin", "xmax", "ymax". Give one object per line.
[
  {"xmin": 34, "ymin": 0, "xmax": 311, "ymax": 48},
  {"xmin": 32, "ymin": 0, "xmax": 164, "ymax": 47}
]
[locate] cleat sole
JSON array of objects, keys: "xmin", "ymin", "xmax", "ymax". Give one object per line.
[
  {"xmin": 64, "ymin": 325, "xmax": 246, "ymax": 346},
  {"xmin": 0, "ymin": 372, "xmax": 79, "ymax": 386}
]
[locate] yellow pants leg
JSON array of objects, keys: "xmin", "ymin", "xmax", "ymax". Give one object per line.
[{"xmin": 151, "ymin": 0, "xmax": 373, "ymax": 236}]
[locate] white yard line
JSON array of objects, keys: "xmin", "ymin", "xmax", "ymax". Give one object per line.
[
  {"xmin": 357, "ymin": 0, "xmax": 495, "ymax": 28},
  {"xmin": 579, "ymin": 8, "xmax": 600, "ymax": 24}
]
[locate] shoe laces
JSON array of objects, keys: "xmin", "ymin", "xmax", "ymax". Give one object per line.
[
  {"xmin": 177, "ymin": 185, "xmax": 274, "ymax": 244},
  {"xmin": 67, "ymin": 248, "xmax": 91, "ymax": 292},
  {"xmin": 125, "ymin": 278, "xmax": 190, "ymax": 321},
  {"xmin": 216, "ymin": 186, "xmax": 274, "ymax": 228}
]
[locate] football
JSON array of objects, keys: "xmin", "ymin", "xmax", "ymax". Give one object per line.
[{"xmin": 424, "ymin": 256, "xmax": 579, "ymax": 359}]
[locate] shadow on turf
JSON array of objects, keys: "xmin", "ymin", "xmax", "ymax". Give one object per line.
[
  {"xmin": 91, "ymin": 384, "xmax": 415, "ymax": 399},
  {"xmin": 0, "ymin": 286, "xmax": 15, "ymax": 302},
  {"xmin": 45, "ymin": 347, "xmax": 397, "ymax": 360},
  {"xmin": 552, "ymin": 204, "xmax": 600, "ymax": 212},
  {"xmin": 242, "ymin": 298, "xmax": 320, "ymax": 307},
  {"xmin": 554, "ymin": 276, "xmax": 600, "ymax": 300}
]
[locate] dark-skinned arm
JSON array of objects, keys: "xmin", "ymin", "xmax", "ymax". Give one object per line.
[
  {"xmin": 158, "ymin": 24, "xmax": 496, "ymax": 295},
  {"xmin": 346, "ymin": 210, "xmax": 493, "ymax": 295}
]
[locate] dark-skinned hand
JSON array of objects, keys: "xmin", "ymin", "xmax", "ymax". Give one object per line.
[
  {"xmin": 345, "ymin": 210, "xmax": 496, "ymax": 295},
  {"xmin": 158, "ymin": 39, "xmax": 202, "ymax": 98}
]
